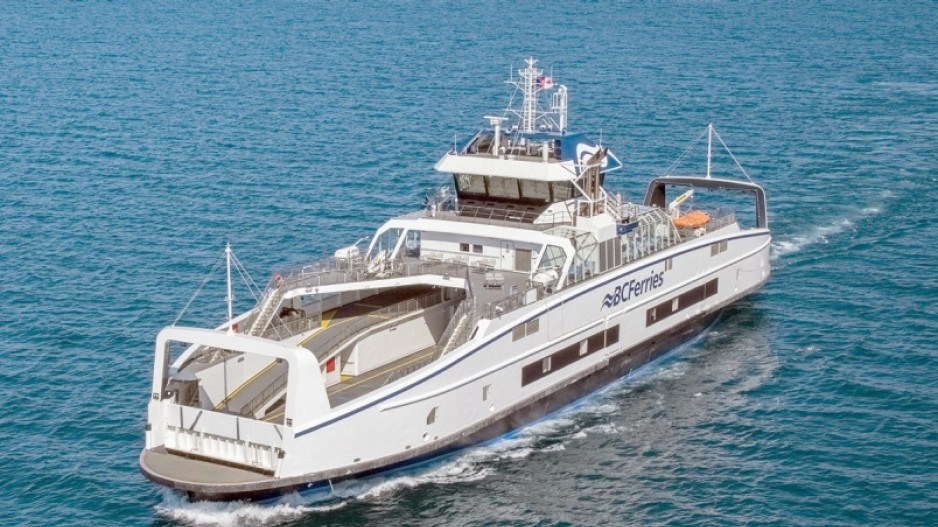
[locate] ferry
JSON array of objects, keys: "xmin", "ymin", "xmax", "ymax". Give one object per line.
[{"xmin": 140, "ymin": 58, "xmax": 771, "ymax": 501}]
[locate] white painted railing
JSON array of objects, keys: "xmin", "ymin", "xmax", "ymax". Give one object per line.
[{"xmin": 163, "ymin": 402, "xmax": 285, "ymax": 472}]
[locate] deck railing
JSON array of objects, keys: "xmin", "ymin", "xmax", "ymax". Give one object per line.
[
  {"xmin": 241, "ymin": 371, "xmax": 288, "ymax": 417},
  {"xmin": 261, "ymin": 313, "xmax": 323, "ymax": 341},
  {"xmin": 399, "ymin": 204, "xmax": 572, "ymax": 230},
  {"xmin": 250, "ymin": 207, "xmax": 739, "ymax": 344}
]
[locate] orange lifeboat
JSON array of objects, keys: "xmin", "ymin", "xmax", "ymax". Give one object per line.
[{"xmin": 673, "ymin": 210, "xmax": 710, "ymax": 229}]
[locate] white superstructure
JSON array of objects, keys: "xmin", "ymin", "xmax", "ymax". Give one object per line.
[{"xmin": 140, "ymin": 58, "xmax": 771, "ymax": 501}]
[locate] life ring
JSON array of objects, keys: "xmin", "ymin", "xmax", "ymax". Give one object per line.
[{"xmin": 274, "ymin": 274, "xmax": 284, "ymax": 287}]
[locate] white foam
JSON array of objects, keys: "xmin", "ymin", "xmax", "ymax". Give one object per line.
[
  {"xmin": 580, "ymin": 423, "xmax": 624, "ymax": 435},
  {"xmin": 770, "ymin": 218, "xmax": 855, "ymax": 260},
  {"xmin": 155, "ymin": 490, "xmax": 346, "ymax": 527},
  {"xmin": 336, "ymin": 458, "xmax": 496, "ymax": 502}
]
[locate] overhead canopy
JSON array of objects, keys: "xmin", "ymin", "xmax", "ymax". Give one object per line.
[{"xmin": 434, "ymin": 153, "xmax": 577, "ymax": 182}]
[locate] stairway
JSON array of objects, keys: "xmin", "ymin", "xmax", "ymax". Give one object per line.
[
  {"xmin": 249, "ymin": 284, "xmax": 286, "ymax": 336},
  {"xmin": 440, "ymin": 313, "xmax": 469, "ymax": 356}
]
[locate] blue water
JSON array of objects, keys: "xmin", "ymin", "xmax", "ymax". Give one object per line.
[{"xmin": 1, "ymin": 1, "xmax": 935, "ymax": 526}]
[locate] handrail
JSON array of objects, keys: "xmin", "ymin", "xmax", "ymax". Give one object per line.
[
  {"xmin": 261, "ymin": 314, "xmax": 322, "ymax": 341},
  {"xmin": 241, "ymin": 371, "xmax": 288, "ymax": 417},
  {"xmin": 258, "ymin": 258, "xmax": 473, "ymax": 303},
  {"xmin": 438, "ymin": 300, "xmax": 471, "ymax": 351},
  {"xmin": 476, "ymin": 284, "xmax": 547, "ymax": 320},
  {"xmin": 406, "ymin": 205, "xmax": 572, "ymax": 230},
  {"xmin": 382, "ymin": 354, "xmax": 436, "ymax": 387}
]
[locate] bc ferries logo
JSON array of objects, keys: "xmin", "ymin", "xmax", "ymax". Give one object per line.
[{"xmin": 601, "ymin": 270, "xmax": 665, "ymax": 309}]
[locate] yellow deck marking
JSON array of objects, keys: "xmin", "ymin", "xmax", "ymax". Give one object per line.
[
  {"xmin": 214, "ymin": 360, "xmax": 279, "ymax": 411},
  {"xmin": 330, "ymin": 350, "xmax": 435, "ymax": 394},
  {"xmin": 263, "ymin": 410, "xmax": 285, "ymax": 422},
  {"xmin": 320, "ymin": 308, "xmax": 338, "ymax": 329},
  {"xmin": 300, "ymin": 316, "xmax": 354, "ymax": 346}
]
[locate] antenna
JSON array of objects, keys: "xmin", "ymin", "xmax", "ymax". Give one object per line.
[
  {"xmin": 706, "ymin": 123, "xmax": 713, "ymax": 179},
  {"xmin": 521, "ymin": 57, "xmax": 539, "ymax": 133},
  {"xmin": 225, "ymin": 242, "xmax": 235, "ymax": 334}
]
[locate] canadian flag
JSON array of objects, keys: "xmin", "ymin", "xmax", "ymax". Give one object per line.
[{"xmin": 537, "ymin": 75, "xmax": 554, "ymax": 89}]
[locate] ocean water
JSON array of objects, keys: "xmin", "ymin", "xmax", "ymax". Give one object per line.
[{"xmin": 0, "ymin": 1, "xmax": 935, "ymax": 526}]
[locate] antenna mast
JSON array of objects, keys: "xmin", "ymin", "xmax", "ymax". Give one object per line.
[
  {"xmin": 706, "ymin": 123, "xmax": 713, "ymax": 179},
  {"xmin": 520, "ymin": 57, "xmax": 539, "ymax": 133},
  {"xmin": 225, "ymin": 242, "xmax": 234, "ymax": 334}
]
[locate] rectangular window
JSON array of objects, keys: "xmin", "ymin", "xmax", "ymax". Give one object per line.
[
  {"xmin": 472, "ymin": 244, "xmax": 483, "ymax": 254},
  {"xmin": 482, "ymin": 384, "xmax": 491, "ymax": 402},
  {"xmin": 704, "ymin": 278, "xmax": 719, "ymax": 298},
  {"xmin": 487, "ymin": 176, "xmax": 521, "ymax": 200},
  {"xmin": 460, "ymin": 243, "xmax": 470, "ymax": 252},
  {"xmin": 520, "ymin": 326, "xmax": 616, "ymax": 387},
  {"xmin": 647, "ymin": 306, "xmax": 658, "ymax": 326},
  {"xmin": 513, "ymin": 318, "xmax": 540, "ymax": 341},
  {"xmin": 711, "ymin": 241, "xmax": 729, "ymax": 256},
  {"xmin": 646, "ymin": 280, "xmax": 719, "ymax": 327},
  {"xmin": 519, "ymin": 179, "xmax": 550, "ymax": 203},
  {"xmin": 512, "ymin": 325, "xmax": 526, "ymax": 341},
  {"xmin": 550, "ymin": 181, "xmax": 575, "ymax": 201},
  {"xmin": 455, "ymin": 173, "xmax": 486, "ymax": 196},
  {"xmin": 587, "ymin": 332, "xmax": 605, "ymax": 353},
  {"xmin": 515, "ymin": 248, "xmax": 532, "ymax": 272},
  {"xmin": 665, "ymin": 258, "xmax": 673, "ymax": 271}
]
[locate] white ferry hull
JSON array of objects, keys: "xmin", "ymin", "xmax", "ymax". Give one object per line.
[{"xmin": 141, "ymin": 231, "xmax": 770, "ymax": 502}]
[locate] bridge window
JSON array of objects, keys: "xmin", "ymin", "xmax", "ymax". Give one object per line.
[
  {"xmin": 487, "ymin": 176, "xmax": 521, "ymax": 200},
  {"xmin": 520, "ymin": 179, "xmax": 550, "ymax": 203},
  {"xmin": 537, "ymin": 245, "xmax": 566, "ymax": 274},
  {"xmin": 550, "ymin": 181, "xmax": 575, "ymax": 201},
  {"xmin": 404, "ymin": 230, "xmax": 421, "ymax": 258},
  {"xmin": 455, "ymin": 173, "xmax": 486, "ymax": 196},
  {"xmin": 371, "ymin": 228, "xmax": 403, "ymax": 258}
]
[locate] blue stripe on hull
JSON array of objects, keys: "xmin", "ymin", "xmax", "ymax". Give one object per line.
[{"xmin": 178, "ymin": 308, "xmax": 723, "ymax": 502}]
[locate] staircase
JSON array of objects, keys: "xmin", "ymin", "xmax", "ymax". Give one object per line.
[
  {"xmin": 439, "ymin": 299, "xmax": 478, "ymax": 356},
  {"xmin": 249, "ymin": 284, "xmax": 286, "ymax": 336},
  {"xmin": 440, "ymin": 314, "xmax": 470, "ymax": 355}
]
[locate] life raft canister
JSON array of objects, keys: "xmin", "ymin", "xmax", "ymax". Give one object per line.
[{"xmin": 673, "ymin": 210, "xmax": 711, "ymax": 229}]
